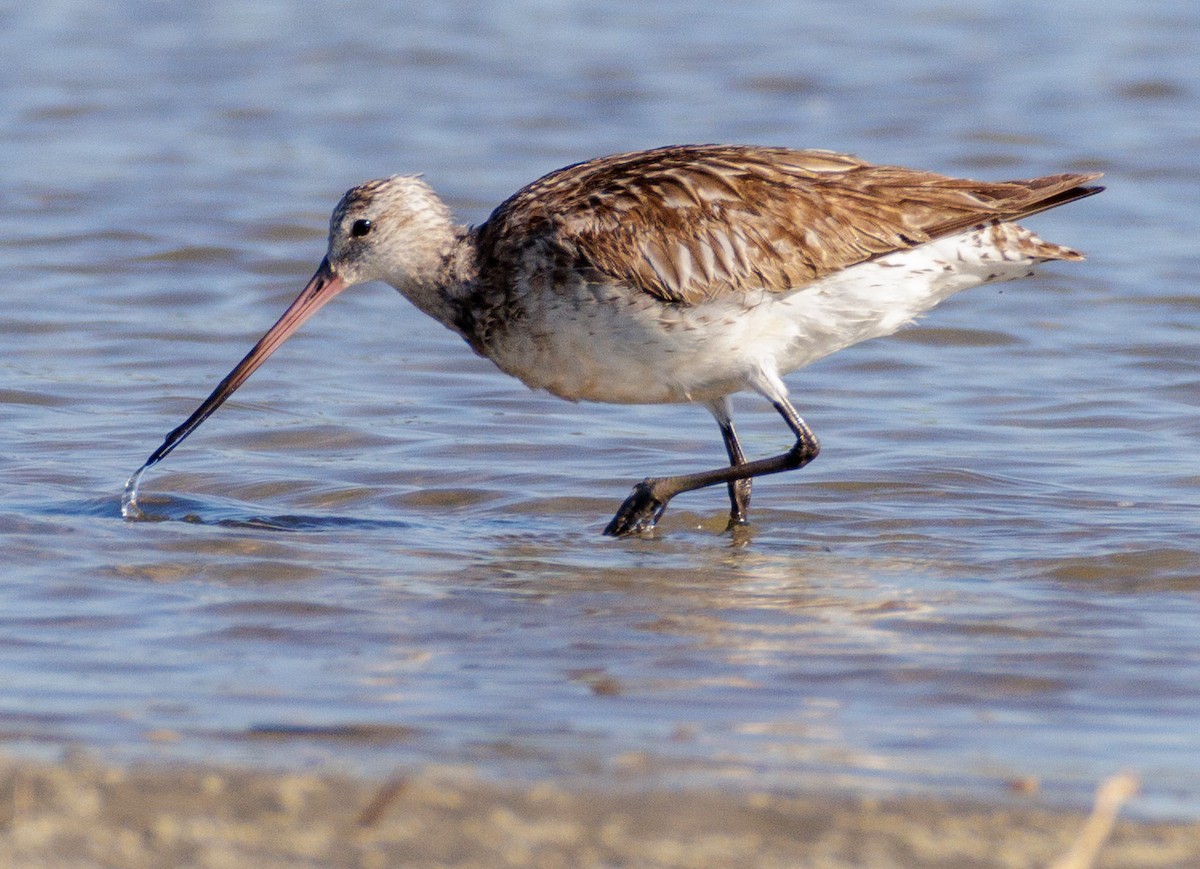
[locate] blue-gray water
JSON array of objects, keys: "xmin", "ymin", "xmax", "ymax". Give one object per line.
[{"xmin": 3, "ymin": 0, "xmax": 1199, "ymax": 818}]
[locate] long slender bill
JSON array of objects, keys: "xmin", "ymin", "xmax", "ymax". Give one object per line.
[{"xmin": 123, "ymin": 257, "xmax": 347, "ymax": 517}]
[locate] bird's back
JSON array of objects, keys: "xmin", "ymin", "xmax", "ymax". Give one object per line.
[
  {"xmin": 457, "ymin": 145, "xmax": 1101, "ymax": 405},
  {"xmin": 474, "ymin": 144, "xmax": 1101, "ymax": 305}
]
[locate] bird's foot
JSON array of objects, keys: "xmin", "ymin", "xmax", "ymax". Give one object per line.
[
  {"xmin": 604, "ymin": 480, "xmax": 669, "ymax": 537},
  {"xmin": 723, "ymin": 514, "xmax": 750, "ymax": 534}
]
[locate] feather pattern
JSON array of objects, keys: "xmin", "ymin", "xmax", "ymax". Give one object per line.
[{"xmin": 475, "ymin": 144, "xmax": 1101, "ymax": 306}]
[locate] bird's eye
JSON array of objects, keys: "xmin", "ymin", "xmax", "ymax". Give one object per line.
[{"xmin": 350, "ymin": 219, "xmax": 373, "ymax": 238}]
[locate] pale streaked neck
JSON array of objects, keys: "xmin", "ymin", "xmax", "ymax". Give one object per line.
[{"xmin": 390, "ymin": 224, "xmax": 480, "ymax": 333}]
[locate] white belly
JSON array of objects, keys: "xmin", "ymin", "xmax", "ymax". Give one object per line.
[{"xmin": 484, "ymin": 223, "xmax": 1053, "ymax": 405}]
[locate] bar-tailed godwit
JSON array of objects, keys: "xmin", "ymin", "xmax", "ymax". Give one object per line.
[{"xmin": 125, "ymin": 145, "xmax": 1103, "ymax": 536}]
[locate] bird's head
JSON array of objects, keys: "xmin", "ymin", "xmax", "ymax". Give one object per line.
[
  {"xmin": 131, "ymin": 175, "xmax": 459, "ymax": 475},
  {"xmin": 325, "ymin": 174, "xmax": 456, "ymax": 291}
]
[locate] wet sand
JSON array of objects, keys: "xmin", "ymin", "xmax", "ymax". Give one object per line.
[{"xmin": 2, "ymin": 754, "xmax": 1197, "ymax": 868}]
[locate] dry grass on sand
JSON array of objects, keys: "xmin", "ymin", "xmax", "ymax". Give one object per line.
[{"xmin": 1, "ymin": 755, "xmax": 1196, "ymax": 868}]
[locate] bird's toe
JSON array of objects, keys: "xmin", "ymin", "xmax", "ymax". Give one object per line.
[{"xmin": 603, "ymin": 480, "xmax": 668, "ymax": 537}]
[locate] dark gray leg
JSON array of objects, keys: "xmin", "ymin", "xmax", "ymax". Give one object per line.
[
  {"xmin": 604, "ymin": 396, "xmax": 820, "ymax": 537},
  {"xmin": 707, "ymin": 398, "xmax": 751, "ymax": 527}
]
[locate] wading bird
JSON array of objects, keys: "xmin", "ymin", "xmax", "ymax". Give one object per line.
[{"xmin": 126, "ymin": 145, "xmax": 1102, "ymax": 535}]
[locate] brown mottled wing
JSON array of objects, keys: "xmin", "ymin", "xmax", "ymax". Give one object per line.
[{"xmin": 475, "ymin": 145, "xmax": 1102, "ymax": 305}]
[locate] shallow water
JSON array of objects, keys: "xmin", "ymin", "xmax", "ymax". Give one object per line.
[{"xmin": 3, "ymin": 0, "xmax": 1199, "ymax": 817}]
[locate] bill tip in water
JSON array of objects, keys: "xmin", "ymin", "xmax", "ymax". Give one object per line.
[{"xmin": 121, "ymin": 465, "xmax": 149, "ymax": 520}]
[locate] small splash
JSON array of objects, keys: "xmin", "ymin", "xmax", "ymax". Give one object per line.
[{"xmin": 121, "ymin": 465, "xmax": 149, "ymax": 520}]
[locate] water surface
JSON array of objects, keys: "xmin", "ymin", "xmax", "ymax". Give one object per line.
[{"xmin": 2, "ymin": 0, "xmax": 1199, "ymax": 818}]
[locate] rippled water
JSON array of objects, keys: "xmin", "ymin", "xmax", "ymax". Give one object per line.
[{"xmin": 3, "ymin": 0, "xmax": 1199, "ymax": 817}]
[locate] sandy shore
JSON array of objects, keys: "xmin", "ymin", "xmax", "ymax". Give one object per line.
[{"xmin": 2, "ymin": 754, "xmax": 1197, "ymax": 868}]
